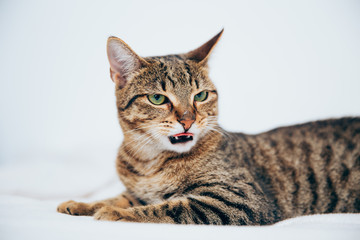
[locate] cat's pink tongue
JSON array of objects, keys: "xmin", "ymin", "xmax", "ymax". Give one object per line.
[{"xmin": 173, "ymin": 133, "xmax": 194, "ymax": 137}]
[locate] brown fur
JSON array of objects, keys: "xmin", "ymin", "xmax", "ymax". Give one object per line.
[{"xmin": 58, "ymin": 30, "xmax": 360, "ymax": 225}]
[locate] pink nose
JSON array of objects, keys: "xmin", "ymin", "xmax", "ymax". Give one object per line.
[
  {"xmin": 179, "ymin": 119, "xmax": 195, "ymax": 131},
  {"xmin": 178, "ymin": 110, "xmax": 196, "ymax": 131}
]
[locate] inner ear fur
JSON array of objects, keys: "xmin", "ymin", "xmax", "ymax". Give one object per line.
[{"xmin": 107, "ymin": 37, "xmax": 149, "ymax": 88}]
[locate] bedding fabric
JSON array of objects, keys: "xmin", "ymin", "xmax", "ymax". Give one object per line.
[{"xmin": 0, "ymin": 158, "xmax": 359, "ymax": 240}]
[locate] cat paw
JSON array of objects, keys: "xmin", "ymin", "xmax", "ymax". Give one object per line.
[
  {"xmin": 94, "ymin": 206, "xmax": 136, "ymax": 222},
  {"xmin": 57, "ymin": 200, "xmax": 97, "ymax": 216}
]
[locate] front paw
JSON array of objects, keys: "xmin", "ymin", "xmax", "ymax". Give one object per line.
[
  {"xmin": 57, "ymin": 200, "xmax": 99, "ymax": 216},
  {"xmin": 94, "ymin": 206, "xmax": 136, "ymax": 222}
]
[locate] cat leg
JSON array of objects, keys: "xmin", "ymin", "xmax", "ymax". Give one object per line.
[
  {"xmin": 93, "ymin": 196, "xmax": 260, "ymax": 225},
  {"xmin": 57, "ymin": 192, "xmax": 139, "ymax": 216}
]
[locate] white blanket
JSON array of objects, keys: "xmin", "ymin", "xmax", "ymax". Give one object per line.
[{"xmin": 0, "ymin": 158, "xmax": 359, "ymax": 240}]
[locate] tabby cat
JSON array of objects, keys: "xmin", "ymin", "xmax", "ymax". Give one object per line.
[{"xmin": 57, "ymin": 30, "xmax": 360, "ymax": 225}]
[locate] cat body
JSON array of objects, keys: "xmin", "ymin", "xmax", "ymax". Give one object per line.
[{"xmin": 58, "ymin": 30, "xmax": 360, "ymax": 225}]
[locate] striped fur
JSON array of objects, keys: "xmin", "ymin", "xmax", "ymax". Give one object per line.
[{"xmin": 58, "ymin": 31, "xmax": 360, "ymax": 225}]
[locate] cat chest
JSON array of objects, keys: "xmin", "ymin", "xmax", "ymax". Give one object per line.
[
  {"xmin": 126, "ymin": 173, "xmax": 182, "ymax": 204},
  {"xmin": 117, "ymin": 156, "xmax": 199, "ymax": 204}
]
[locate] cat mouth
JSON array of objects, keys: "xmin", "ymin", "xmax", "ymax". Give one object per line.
[{"xmin": 169, "ymin": 133, "xmax": 194, "ymax": 144}]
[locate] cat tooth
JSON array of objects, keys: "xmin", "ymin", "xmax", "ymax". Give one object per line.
[{"xmin": 175, "ymin": 136, "xmax": 179, "ymax": 140}]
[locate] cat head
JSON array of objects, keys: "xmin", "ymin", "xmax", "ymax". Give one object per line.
[{"xmin": 106, "ymin": 30, "xmax": 223, "ymax": 155}]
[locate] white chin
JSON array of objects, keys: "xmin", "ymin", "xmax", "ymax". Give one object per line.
[{"xmin": 161, "ymin": 136, "xmax": 198, "ymax": 153}]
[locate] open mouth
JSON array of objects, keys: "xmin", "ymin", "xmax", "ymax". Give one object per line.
[{"xmin": 169, "ymin": 133, "xmax": 194, "ymax": 144}]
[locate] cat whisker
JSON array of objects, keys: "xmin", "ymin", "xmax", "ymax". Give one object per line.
[
  {"xmin": 124, "ymin": 130, "xmax": 164, "ymax": 158},
  {"xmin": 124, "ymin": 134, "xmax": 153, "ymax": 157},
  {"xmin": 205, "ymin": 124, "xmax": 234, "ymax": 140},
  {"xmin": 122, "ymin": 131, "xmax": 153, "ymax": 150}
]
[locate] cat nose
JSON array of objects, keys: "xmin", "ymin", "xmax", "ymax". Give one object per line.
[
  {"xmin": 180, "ymin": 119, "xmax": 195, "ymax": 131},
  {"xmin": 178, "ymin": 111, "xmax": 195, "ymax": 131}
]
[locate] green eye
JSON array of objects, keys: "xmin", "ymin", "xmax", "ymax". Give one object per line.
[
  {"xmin": 194, "ymin": 91, "xmax": 208, "ymax": 102},
  {"xmin": 148, "ymin": 94, "xmax": 167, "ymax": 105}
]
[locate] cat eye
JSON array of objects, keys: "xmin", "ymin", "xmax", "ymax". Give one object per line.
[
  {"xmin": 194, "ymin": 91, "xmax": 208, "ymax": 102},
  {"xmin": 148, "ymin": 94, "xmax": 168, "ymax": 105}
]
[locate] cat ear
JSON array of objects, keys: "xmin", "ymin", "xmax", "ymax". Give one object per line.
[
  {"xmin": 185, "ymin": 29, "xmax": 224, "ymax": 64},
  {"xmin": 107, "ymin": 37, "xmax": 148, "ymax": 88}
]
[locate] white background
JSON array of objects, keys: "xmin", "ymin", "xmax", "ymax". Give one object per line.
[
  {"xmin": 1, "ymin": 0, "xmax": 360, "ymax": 165},
  {"xmin": 0, "ymin": 1, "xmax": 360, "ymax": 239}
]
